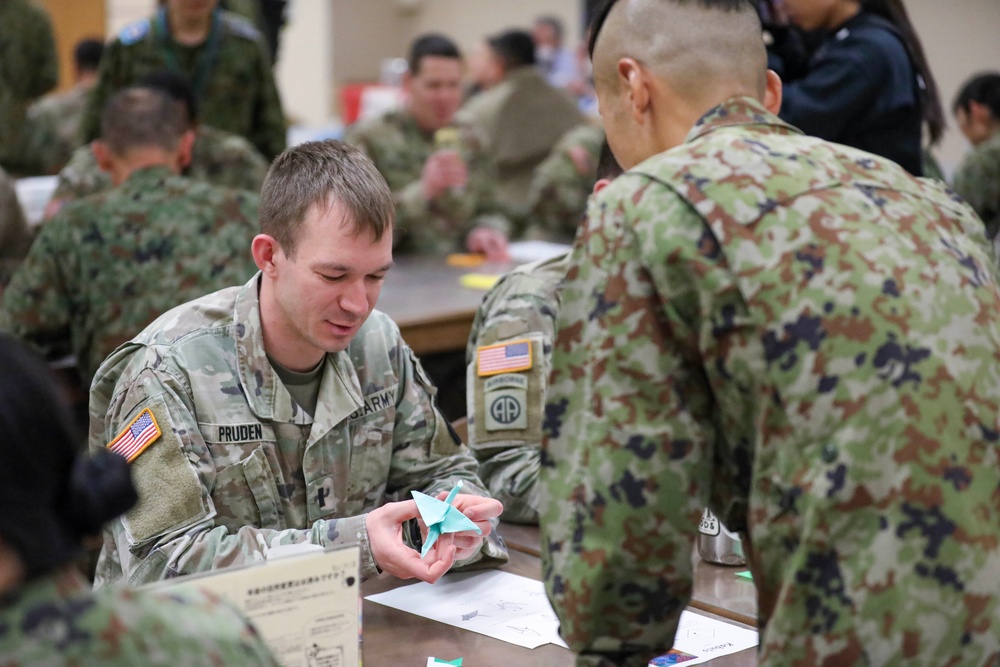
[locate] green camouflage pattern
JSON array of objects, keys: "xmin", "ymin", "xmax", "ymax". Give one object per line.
[
  {"xmin": 540, "ymin": 97, "xmax": 1000, "ymax": 667},
  {"xmin": 0, "ymin": 165, "xmax": 33, "ymax": 292},
  {"xmin": 345, "ymin": 109, "xmax": 511, "ymax": 255},
  {"xmin": 0, "ymin": 0, "xmax": 58, "ymax": 174},
  {"xmin": 0, "ymin": 568, "xmax": 279, "ymax": 666},
  {"xmin": 25, "ymin": 85, "xmax": 90, "ymax": 175},
  {"xmin": 525, "ymin": 124, "xmax": 604, "ymax": 242},
  {"xmin": 465, "ymin": 252, "xmax": 569, "ymax": 524},
  {"xmin": 50, "ymin": 124, "xmax": 269, "ymax": 205},
  {"xmin": 88, "ymin": 274, "xmax": 508, "ymax": 588},
  {"xmin": 79, "ymin": 10, "xmax": 286, "ymax": 160},
  {"xmin": 952, "ymin": 132, "xmax": 1000, "ymax": 239},
  {"xmin": 0, "ymin": 166, "xmax": 259, "ymax": 385}
]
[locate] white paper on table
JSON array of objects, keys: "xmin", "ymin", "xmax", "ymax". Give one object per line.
[
  {"xmin": 507, "ymin": 240, "xmax": 571, "ymax": 264},
  {"xmin": 647, "ymin": 610, "xmax": 759, "ymax": 666},
  {"xmin": 365, "ymin": 570, "xmax": 569, "ymax": 650}
]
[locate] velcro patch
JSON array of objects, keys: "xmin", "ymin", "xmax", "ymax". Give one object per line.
[
  {"xmin": 106, "ymin": 408, "xmax": 161, "ymax": 463},
  {"xmin": 484, "ymin": 388, "xmax": 528, "ymax": 431},
  {"xmin": 477, "ymin": 339, "xmax": 532, "ymax": 377}
]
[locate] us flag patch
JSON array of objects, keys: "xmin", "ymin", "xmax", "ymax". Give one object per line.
[
  {"xmin": 477, "ymin": 339, "xmax": 532, "ymax": 377},
  {"xmin": 106, "ymin": 408, "xmax": 161, "ymax": 463}
]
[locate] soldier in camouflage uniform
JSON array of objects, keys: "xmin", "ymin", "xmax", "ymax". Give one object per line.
[
  {"xmin": 541, "ymin": 1, "xmax": 1000, "ymax": 666},
  {"xmin": 952, "ymin": 71, "xmax": 1000, "ymax": 240},
  {"xmin": 80, "ymin": 0, "xmax": 286, "ymax": 160},
  {"xmin": 345, "ymin": 34, "xmax": 511, "ymax": 260},
  {"xmin": 524, "ymin": 123, "xmax": 604, "ymax": 242},
  {"xmin": 88, "ymin": 139, "xmax": 507, "ymax": 589},
  {"xmin": 466, "ymin": 143, "xmax": 620, "ymax": 525},
  {"xmin": 0, "ymin": 336, "xmax": 279, "ymax": 667},
  {"xmin": 0, "ymin": 88, "xmax": 260, "ymax": 387},
  {"xmin": 46, "ymin": 70, "xmax": 268, "ymax": 219},
  {"xmin": 0, "ymin": 0, "xmax": 58, "ymax": 175},
  {"xmin": 0, "ymin": 165, "xmax": 33, "ymax": 293},
  {"xmin": 25, "ymin": 38, "xmax": 104, "ymax": 175}
]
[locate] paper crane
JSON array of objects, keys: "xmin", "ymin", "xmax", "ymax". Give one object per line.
[{"xmin": 411, "ymin": 481, "xmax": 482, "ymax": 558}]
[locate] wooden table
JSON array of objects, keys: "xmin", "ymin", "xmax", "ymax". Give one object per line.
[
  {"xmin": 363, "ymin": 541, "xmax": 758, "ymax": 666},
  {"xmin": 378, "ymin": 257, "xmax": 511, "ymax": 355},
  {"xmin": 499, "ymin": 523, "xmax": 758, "ymax": 627}
]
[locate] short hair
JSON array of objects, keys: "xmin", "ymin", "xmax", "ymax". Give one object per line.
[
  {"xmin": 589, "ymin": 0, "xmax": 753, "ymax": 57},
  {"xmin": 595, "ymin": 139, "xmax": 624, "ymax": 181},
  {"xmin": 409, "ymin": 33, "xmax": 461, "ymax": 76},
  {"xmin": 488, "ymin": 30, "xmax": 537, "ymax": 70},
  {"xmin": 535, "ymin": 15, "xmax": 564, "ymax": 41},
  {"xmin": 259, "ymin": 140, "xmax": 394, "ymax": 256},
  {"xmin": 953, "ymin": 72, "xmax": 1000, "ymax": 118},
  {"xmin": 99, "ymin": 88, "xmax": 188, "ymax": 156},
  {"xmin": 137, "ymin": 69, "xmax": 199, "ymax": 125},
  {"xmin": 74, "ymin": 38, "xmax": 104, "ymax": 72}
]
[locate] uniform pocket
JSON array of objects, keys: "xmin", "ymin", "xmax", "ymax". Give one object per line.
[{"xmin": 211, "ymin": 446, "xmax": 285, "ymax": 532}]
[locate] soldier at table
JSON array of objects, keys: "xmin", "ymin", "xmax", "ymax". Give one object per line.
[
  {"xmin": 88, "ymin": 139, "xmax": 507, "ymax": 589},
  {"xmin": 345, "ymin": 34, "xmax": 512, "ymax": 262},
  {"xmin": 541, "ymin": 0, "xmax": 1000, "ymax": 665}
]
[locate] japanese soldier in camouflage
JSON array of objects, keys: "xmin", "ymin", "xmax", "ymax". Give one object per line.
[
  {"xmin": 88, "ymin": 139, "xmax": 507, "ymax": 590},
  {"xmin": 0, "ymin": 87, "xmax": 260, "ymax": 387},
  {"xmin": 46, "ymin": 69, "xmax": 268, "ymax": 220},
  {"xmin": 345, "ymin": 34, "xmax": 512, "ymax": 261},
  {"xmin": 540, "ymin": 1, "xmax": 1000, "ymax": 666},
  {"xmin": 0, "ymin": 336, "xmax": 280, "ymax": 667},
  {"xmin": 79, "ymin": 0, "xmax": 286, "ymax": 160},
  {"xmin": 952, "ymin": 71, "xmax": 1000, "ymax": 242}
]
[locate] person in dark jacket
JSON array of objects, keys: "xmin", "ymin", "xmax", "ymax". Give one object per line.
[{"xmin": 779, "ymin": 0, "xmax": 943, "ymax": 176}]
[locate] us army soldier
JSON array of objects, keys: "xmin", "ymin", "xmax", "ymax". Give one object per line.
[{"xmin": 89, "ymin": 139, "xmax": 507, "ymax": 589}]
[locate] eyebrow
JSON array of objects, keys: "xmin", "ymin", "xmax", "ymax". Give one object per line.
[{"xmin": 311, "ymin": 262, "xmax": 395, "ymax": 274}]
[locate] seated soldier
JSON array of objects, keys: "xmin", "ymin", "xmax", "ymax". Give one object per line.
[
  {"xmin": 45, "ymin": 70, "xmax": 268, "ymax": 220},
  {"xmin": 0, "ymin": 335, "xmax": 280, "ymax": 667},
  {"xmin": 89, "ymin": 139, "xmax": 507, "ymax": 588},
  {"xmin": 952, "ymin": 71, "xmax": 1000, "ymax": 241},
  {"xmin": 466, "ymin": 142, "xmax": 621, "ymax": 524},
  {"xmin": 346, "ymin": 34, "xmax": 511, "ymax": 261},
  {"xmin": 0, "ymin": 87, "xmax": 260, "ymax": 388}
]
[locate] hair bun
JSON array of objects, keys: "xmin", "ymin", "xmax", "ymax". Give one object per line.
[{"xmin": 65, "ymin": 449, "xmax": 138, "ymax": 537}]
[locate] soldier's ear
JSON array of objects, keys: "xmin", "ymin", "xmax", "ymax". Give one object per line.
[
  {"xmin": 251, "ymin": 234, "xmax": 281, "ymax": 276},
  {"xmin": 764, "ymin": 69, "xmax": 783, "ymax": 116},
  {"xmin": 92, "ymin": 141, "xmax": 114, "ymax": 174},
  {"xmin": 176, "ymin": 130, "xmax": 196, "ymax": 170}
]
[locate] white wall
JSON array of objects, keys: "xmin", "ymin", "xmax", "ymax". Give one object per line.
[
  {"xmin": 906, "ymin": 0, "xmax": 1000, "ymax": 173},
  {"xmin": 278, "ymin": 1, "xmax": 334, "ymax": 126}
]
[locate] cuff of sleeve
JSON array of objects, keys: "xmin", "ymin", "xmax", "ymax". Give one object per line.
[
  {"xmin": 472, "ymin": 213, "xmax": 512, "ymax": 239},
  {"xmin": 397, "ymin": 180, "xmax": 431, "ymax": 222},
  {"xmin": 316, "ymin": 514, "xmax": 381, "ymax": 581}
]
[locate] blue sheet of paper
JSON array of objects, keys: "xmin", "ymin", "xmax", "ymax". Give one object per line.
[{"xmin": 412, "ymin": 481, "xmax": 482, "ymax": 557}]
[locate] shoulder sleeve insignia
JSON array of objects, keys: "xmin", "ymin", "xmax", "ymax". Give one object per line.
[
  {"xmin": 477, "ymin": 339, "xmax": 532, "ymax": 377},
  {"xmin": 118, "ymin": 18, "xmax": 151, "ymax": 45},
  {"xmin": 106, "ymin": 408, "xmax": 161, "ymax": 463}
]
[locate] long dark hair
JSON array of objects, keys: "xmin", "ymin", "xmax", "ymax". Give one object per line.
[{"xmin": 863, "ymin": 0, "xmax": 945, "ymax": 144}]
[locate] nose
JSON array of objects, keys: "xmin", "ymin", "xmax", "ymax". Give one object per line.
[{"xmin": 339, "ymin": 278, "xmax": 369, "ymax": 318}]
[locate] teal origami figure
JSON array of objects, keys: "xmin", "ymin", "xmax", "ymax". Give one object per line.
[{"xmin": 412, "ymin": 481, "xmax": 483, "ymax": 558}]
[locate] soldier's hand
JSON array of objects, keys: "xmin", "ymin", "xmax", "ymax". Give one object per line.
[
  {"xmin": 432, "ymin": 492, "xmax": 502, "ymax": 561},
  {"xmin": 422, "ymin": 150, "xmax": 469, "ymax": 199},
  {"xmin": 366, "ymin": 500, "xmax": 456, "ymax": 583},
  {"xmin": 467, "ymin": 227, "xmax": 509, "ymax": 263}
]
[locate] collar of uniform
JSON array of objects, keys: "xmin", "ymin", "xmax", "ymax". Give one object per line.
[
  {"xmin": 685, "ymin": 96, "xmax": 802, "ymax": 145},
  {"xmin": 231, "ymin": 274, "xmax": 364, "ymax": 427},
  {"xmin": 121, "ymin": 164, "xmax": 176, "ymax": 190}
]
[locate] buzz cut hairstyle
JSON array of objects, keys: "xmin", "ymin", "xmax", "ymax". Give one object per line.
[
  {"xmin": 588, "ymin": 0, "xmax": 756, "ymax": 57},
  {"xmin": 99, "ymin": 87, "xmax": 188, "ymax": 156},
  {"xmin": 953, "ymin": 72, "xmax": 1000, "ymax": 118},
  {"xmin": 487, "ymin": 30, "xmax": 537, "ymax": 69},
  {"xmin": 409, "ymin": 33, "xmax": 461, "ymax": 76},
  {"xmin": 259, "ymin": 140, "xmax": 394, "ymax": 257},
  {"xmin": 535, "ymin": 15, "xmax": 565, "ymax": 41}
]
